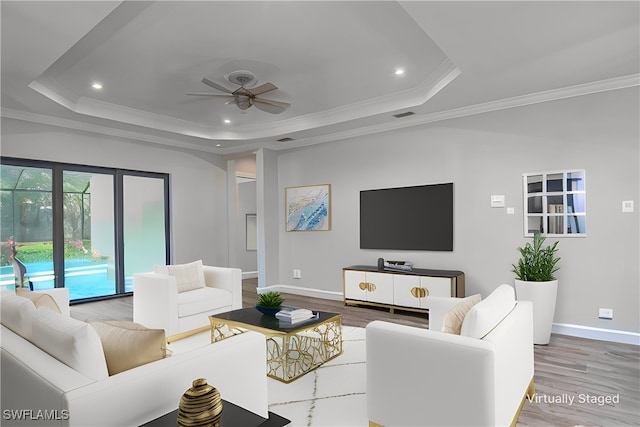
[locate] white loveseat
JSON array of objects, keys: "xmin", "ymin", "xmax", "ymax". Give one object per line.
[
  {"xmin": 1, "ymin": 290, "xmax": 267, "ymax": 427},
  {"xmin": 366, "ymin": 284, "xmax": 534, "ymax": 427},
  {"xmin": 133, "ymin": 261, "xmax": 242, "ymax": 339}
]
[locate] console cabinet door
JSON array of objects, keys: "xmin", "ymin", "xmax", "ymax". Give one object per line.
[
  {"xmin": 344, "ymin": 270, "xmax": 368, "ymax": 301},
  {"xmin": 364, "ymin": 272, "xmax": 394, "ymax": 305},
  {"xmin": 421, "ymin": 277, "xmax": 451, "ymax": 298},
  {"xmin": 393, "ymin": 275, "xmax": 422, "ymax": 308}
]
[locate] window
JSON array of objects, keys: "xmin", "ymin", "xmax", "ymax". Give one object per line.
[
  {"xmin": 1, "ymin": 158, "xmax": 170, "ymax": 301},
  {"xmin": 523, "ymin": 170, "xmax": 586, "ymax": 237}
]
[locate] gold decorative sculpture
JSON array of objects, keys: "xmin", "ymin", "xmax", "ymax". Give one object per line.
[{"xmin": 177, "ymin": 378, "xmax": 223, "ymax": 427}]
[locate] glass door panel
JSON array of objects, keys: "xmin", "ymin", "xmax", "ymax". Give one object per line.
[
  {"xmin": 123, "ymin": 175, "xmax": 167, "ymax": 291},
  {"xmin": 63, "ymin": 171, "xmax": 115, "ymax": 299},
  {"xmin": 0, "ymin": 165, "xmax": 53, "ymax": 290}
]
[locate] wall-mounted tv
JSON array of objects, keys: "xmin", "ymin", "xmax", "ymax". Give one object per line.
[{"xmin": 360, "ymin": 183, "xmax": 453, "ymax": 251}]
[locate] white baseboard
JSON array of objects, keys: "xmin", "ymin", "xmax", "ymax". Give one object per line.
[
  {"xmin": 254, "ymin": 284, "xmax": 639, "ymax": 346},
  {"xmin": 552, "ymin": 323, "xmax": 640, "ymax": 345},
  {"xmin": 242, "ymin": 271, "xmax": 258, "ymax": 280},
  {"xmin": 257, "ymin": 284, "xmax": 344, "ymax": 301}
]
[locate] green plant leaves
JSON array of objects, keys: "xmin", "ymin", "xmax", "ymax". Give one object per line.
[
  {"xmin": 257, "ymin": 291, "xmax": 284, "ymax": 307},
  {"xmin": 512, "ymin": 232, "xmax": 560, "ymax": 281}
]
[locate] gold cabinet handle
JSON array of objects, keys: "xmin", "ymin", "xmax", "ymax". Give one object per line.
[
  {"xmin": 368, "ymin": 282, "xmax": 376, "ymax": 292},
  {"xmin": 411, "ymin": 287, "xmax": 429, "ymax": 298},
  {"xmin": 359, "ymin": 282, "xmax": 368, "ymax": 291}
]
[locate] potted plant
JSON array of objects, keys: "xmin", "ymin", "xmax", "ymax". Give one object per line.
[
  {"xmin": 512, "ymin": 231, "xmax": 560, "ymax": 345},
  {"xmin": 256, "ymin": 291, "xmax": 285, "ymax": 316}
]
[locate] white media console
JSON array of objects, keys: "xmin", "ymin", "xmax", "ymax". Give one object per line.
[{"xmin": 343, "ymin": 265, "xmax": 465, "ymax": 314}]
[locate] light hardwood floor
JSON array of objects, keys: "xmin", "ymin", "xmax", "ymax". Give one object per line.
[{"xmin": 71, "ymin": 280, "xmax": 640, "ymax": 426}]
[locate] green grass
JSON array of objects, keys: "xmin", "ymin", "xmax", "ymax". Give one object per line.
[{"xmin": 1, "ymin": 240, "xmax": 104, "ymax": 266}]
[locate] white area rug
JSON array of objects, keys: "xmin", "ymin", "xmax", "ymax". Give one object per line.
[
  {"xmin": 267, "ymin": 326, "xmax": 368, "ymax": 427},
  {"xmin": 168, "ymin": 326, "xmax": 368, "ymax": 426}
]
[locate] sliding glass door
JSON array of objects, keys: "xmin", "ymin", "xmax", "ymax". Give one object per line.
[
  {"xmin": 1, "ymin": 158, "xmax": 169, "ymax": 301},
  {"xmin": 122, "ymin": 174, "xmax": 169, "ymax": 290},
  {"xmin": 0, "ymin": 164, "xmax": 54, "ymax": 290},
  {"xmin": 63, "ymin": 170, "xmax": 116, "ymax": 299}
]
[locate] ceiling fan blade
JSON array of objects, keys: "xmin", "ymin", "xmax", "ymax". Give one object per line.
[
  {"xmin": 201, "ymin": 77, "xmax": 233, "ymax": 93},
  {"xmin": 248, "ymin": 82, "xmax": 278, "ymax": 96},
  {"xmin": 253, "ymin": 97, "xmax": 290, "ymax": 114},
  {"xmin": 232, "ymin": 87, "xmax": 252, "ymax": 96},
  {"xmin": 186, "ymin": 92, "xmax": 233, "ymax": 97}
]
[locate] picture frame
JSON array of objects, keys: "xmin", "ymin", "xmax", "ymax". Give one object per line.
[{"xmin": 285, "ymin": 184, "xmax": 331, "ymax": 231}]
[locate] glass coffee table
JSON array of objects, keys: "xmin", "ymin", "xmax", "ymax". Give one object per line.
[{"xmin": 209, "ymin": 307, "xmax": 343, "ymax": 383}]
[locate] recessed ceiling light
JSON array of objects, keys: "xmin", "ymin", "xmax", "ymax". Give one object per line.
[
  {"xmin": 223, "ymin": 119, "xmax": 231, "ymax": 124},
  {"xmin": 394, "ymin": 68, "xmax": 405, "ymax": 76},
  {"xmin": 91, "ymin": 82, "xmax": 103, "ymax": 90},
  {"xmin": 216, "ymin": 144, "xmax": 222, "ymax": 147}
]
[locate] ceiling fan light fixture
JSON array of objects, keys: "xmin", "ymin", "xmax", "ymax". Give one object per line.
[{"xmin": 226, "ymin": 70, "xmax": 258, "ymax": 87}]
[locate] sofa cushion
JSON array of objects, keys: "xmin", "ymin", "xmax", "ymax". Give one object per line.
[
  {"xmin": 89, "ymin": 320, "xmax": 167, "ymax": 375},
  {"xmin": 155, "ymin": 260, "xmax": 206, "ymax": 293},
  {"xmin": 461, "ymin": 284, "xmax": 516, "ymax": 339},
  {"xmin": 31, "ymin": 307, "xmax": 109, "ymax": 380},
  {"xmin": 177, "ymin": 287, "xmax": 232, "ymax": 318},
  {"xmin": 0, "ymin": 292, "xmax": 36, "ymax": 339},
  {"xmin": 442, "ymin": 294, "xmax": 481, "ymax": 335},
  {"xmin": 16, "ymin": 288, "xmax": 61, "ymax": 313}
]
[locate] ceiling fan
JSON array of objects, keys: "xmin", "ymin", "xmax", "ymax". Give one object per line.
[{"xmin": 187, "ymin": 70, "xmax": 290, "ymax": 114}]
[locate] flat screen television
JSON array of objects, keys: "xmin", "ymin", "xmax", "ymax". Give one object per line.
[{"xmin": 360, "ymin": 183, "xmax": 453, "ymax": 251}]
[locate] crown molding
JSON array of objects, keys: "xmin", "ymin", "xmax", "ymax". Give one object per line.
[
  {"xmin": 0, "ymin": 108, "xmax": 221, "ymax": 154},
  {"xmin": 5, "ymin": 74, "xmax": 638, "ymax": 155},
  {"xmin": 274, "ymin": 73, "xmax": 640, "ymax": 150}
]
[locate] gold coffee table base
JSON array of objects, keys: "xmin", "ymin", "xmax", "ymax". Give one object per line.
[{"xmin": 209, "ymin": 312, "xmax": 343, "ymax": 383}]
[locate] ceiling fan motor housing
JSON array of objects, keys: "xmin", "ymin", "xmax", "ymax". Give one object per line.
[{"xmin": 226, "ymin": 70, "xmax": 257, "ymax": 87}]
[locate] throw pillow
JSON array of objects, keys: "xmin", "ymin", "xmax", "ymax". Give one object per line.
[
  {"xmin": 460, "ymin": 284, "xmax": 516, "ymax": 339},
  {"xmin": 0, "ymin": 292, "xmax": 36, "ymax": 339},
  {"xmin": 89, "ymin": 320, "xmax": 167, "ymax": 375},
  {"xmin": 441, "ymin": 294, "xmax": 482, "ymax": 335},
  {"xmin": 155, "ymin": 260, "xmax": 206, "ymax": 293},
  {"xmin": 31, "ymin": 307, "xmax": 109, "ymax": 380},
  {"xmin": 16, "ymin": 288, "xmax": 61, "ymax": 313}
]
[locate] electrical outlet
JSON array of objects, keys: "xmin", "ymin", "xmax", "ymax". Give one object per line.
[
  {"xmin": 598, "ymin": 308, "xmax": 613, "ymax": 319},
  {"xmin": 293, "ymin": 269, "xmax": 301, "ymax": 279}
]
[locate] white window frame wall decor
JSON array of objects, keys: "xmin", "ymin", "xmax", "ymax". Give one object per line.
[{"xmin": 522, "ymin": 170, "xmax": 586, "ymax": 237}]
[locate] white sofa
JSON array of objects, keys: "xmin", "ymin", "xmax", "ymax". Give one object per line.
[
  {"xmin": 1, "ymin": 290, "xmax": 268, "ymax": 427},
  {"xmin": 366, "ymin": 284, "xmax": 534, "ymax": 427},
  {"xmin": 133, "ymin": 262, "xmax": 242, "ymax": 338}
]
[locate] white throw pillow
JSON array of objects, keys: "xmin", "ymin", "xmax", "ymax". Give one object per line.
[
  {"xmin": 460, "ymin": 284, "xmax": 516, "ymax": 339},
  {"xmin": 31, "ymin": 307, "xmax": 109, "ymax": 380},
  {"xmin": 0, "ymin": 292, "xmax": 36, "ymax": 339},
  {"xmin": 441, "ymin": 294, "xmax": 481, "ymax": 335},
  {"xmin": 154, "ymin": 260, "xmax": 206, "ymax": 293}
]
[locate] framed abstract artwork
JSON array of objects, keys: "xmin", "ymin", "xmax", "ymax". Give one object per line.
[{"xmin": 285, "ymin": 184, "xmax": 331, "ymax": 231}]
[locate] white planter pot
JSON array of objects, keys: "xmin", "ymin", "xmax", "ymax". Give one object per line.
[{"xmin": 515, "ymin": 279, "xmax": 558, "ymax": 345}]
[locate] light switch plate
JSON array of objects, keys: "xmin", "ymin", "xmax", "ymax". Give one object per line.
[
  {"xmin": 491, "ymin": 195, "xmax": 505, "ymax": 208},
  {"xmin": 622, "ymin": 200, "xmax": 634, "ymax": 213}
]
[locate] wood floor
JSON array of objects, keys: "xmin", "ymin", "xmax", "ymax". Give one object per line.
[{"xmin": 71, "ymin": 280, "xmax": 640, "ymax": 426}]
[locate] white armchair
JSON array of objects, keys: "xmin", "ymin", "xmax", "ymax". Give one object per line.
[
  {"xmin": 133, "ymin": 261, "xmax": 242, "ymax": 339},
  {"xmin": 366, "ymin": 284, "xmax": 534, "ymax": 427}
]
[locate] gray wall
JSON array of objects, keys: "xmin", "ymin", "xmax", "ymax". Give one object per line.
[
  {"xmin": 273, "ymin": 87, "xmax": 639, "ymax": 334},
  {"xmin": 1, "ymin": 118, "xmax": 230, "ymax": 268}
]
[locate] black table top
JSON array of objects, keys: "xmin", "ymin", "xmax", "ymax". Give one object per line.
[
  {"xmin": 140, "ymin": 399, "xmax": 290, "ymax": 427},
  {"xmin": 210, "ymin": 306, "xmax": 341, "ymax": 333}
]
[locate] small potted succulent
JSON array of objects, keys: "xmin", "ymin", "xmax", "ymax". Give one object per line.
[
  {"xmin": 256, "ymin": 291, "xmax": 285, "ymax": 316},
  {"xmin": 512, "ymin": 231, "xmax": 561, "ymax": 345}
]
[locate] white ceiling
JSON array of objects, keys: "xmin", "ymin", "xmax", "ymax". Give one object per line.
[{"xmin": 2, "ymin": 1, "xmax": 638, "ymax": 156}]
